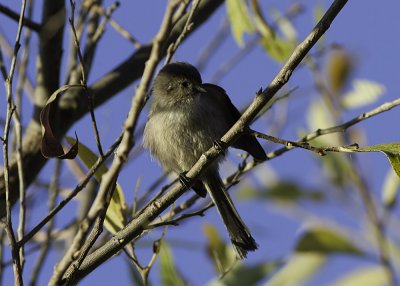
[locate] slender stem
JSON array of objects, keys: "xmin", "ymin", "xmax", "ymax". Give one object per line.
[
  {"xmin": 68, "ymin": 0, "xmax": 104, "ymax": 157},
  {"xmin": 61, "ymin": 1, "xmax": 350, "ymax": 283},
  {"xmin": 18, "ymin": 132, "xmax": 123, "ymax": 246},
  {"xmin": 29, "ymin": 160, "xmax": 61, "ymax": 286},
  {"xmin": 0, "ymin": 3, "xmax": 41, "ymax": 32},
  {"xmin": 2, "ymin": 0, "xmax": 28, "ymax": 284}
]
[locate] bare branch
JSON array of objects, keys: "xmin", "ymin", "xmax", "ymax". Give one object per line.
[
  {"xmin": 0, "ymin": 3, "xmax": 41, "ymax": 32},
  {"xmin": 0, "ymin": 0, "xmax": 224, "ymax": 217},
  {"xmin": 61, "ymin": 0, "xmax": 349, "ymax": 283}
]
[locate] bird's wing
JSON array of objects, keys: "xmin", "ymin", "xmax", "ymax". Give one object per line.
[{"xmin": 203, "ymin": 83, "xmax": 266, "ymax": 161}]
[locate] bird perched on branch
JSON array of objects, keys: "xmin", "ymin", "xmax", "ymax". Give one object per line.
[{"xmin": 143, "ymin": 62, "xmax": 266, "ymax": 259}]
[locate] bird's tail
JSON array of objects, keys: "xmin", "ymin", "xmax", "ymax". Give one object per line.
[{"xmin": 203, "ymin": 173, "xmax": 258, "ymax": 259}]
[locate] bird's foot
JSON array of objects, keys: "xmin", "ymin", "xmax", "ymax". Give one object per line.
[
  {"xmin": 179, "ymin": 171, "xmax": 191, "ymax": 189},
  {"xmin": 213, "ymin": 139, "xmax": 228, "ymax": 152}
]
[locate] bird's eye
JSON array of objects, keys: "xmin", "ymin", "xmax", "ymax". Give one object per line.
[{"xmin": 181, "ymin": 81, "xmax": 190, "ymax": 88}]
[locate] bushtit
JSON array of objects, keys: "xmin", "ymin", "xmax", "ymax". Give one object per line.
[{"xmin": 143, "ymin": 62, "xmax": 266, "ymax": 259}]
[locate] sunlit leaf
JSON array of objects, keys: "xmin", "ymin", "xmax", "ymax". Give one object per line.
[
  {"xmin": 159, "ymin": 242, "xmax": 187, "ymax": 286},
  {"xmin": 266, "ymin": 253, "xmax": 326, "ymax": 286},
  {"xmin": 260, "ymin": 36, "xmax": 294, "ymax": 62},
  {"xmin": 326, "ymin": 50, "xmax": 354, "ymax": 94},
  {"xmin": 330, "ymin": 266, "xmax": 388, "ymax": 286},
  {"xmin": 354, "ymin": 143, "xmax": 400, "ymax": 178},
  {"xmin": 66, "ymin": 136, "xmax": 126, "ymax": 234},
  {"xmin": 267, "ymin": 182, "xmax": 324, "ymax": 202},
  {"xmin": 251, "ymin": 0, "xmax": 273, "ymax": 38},
  {"xmin": 381, "ymin": 169, "xmax": 400, "ymax": 209},
  {"xmin": 307, "ymin": 99, "xmax": 334, "ymax": 130},
  {"xmin": 341, "ymin": 79, "xmax": 385, "ymax": 109},
  {"xmin": 238, "ymin": 181, "xmax": 324, "ymax": 202},
  {"xmin": 40, "ymin": 85, "xmax": 83, "ymax": 159},
  {"xmin": 226, "ymin": 0, "xmax": 255, "ymax": 47},
  {"xmin": 270, "ymin": 9, "xmax": 297, "ymax": 42},
  {"xmin": 203, "ymin": 224, "xmax": 235, "ymax": 273},
  {"xmin": 207, "ymin": 261, "xmax": 280, "ymax": 286},
  {"xmin": 258, "ymin": 8, "xmax": 297, "ymax": 62},
  {"xmin": 295, "ymin": 227, "xmax": 363, "ymax": 256},
  {"xmin": 307, "ymin": 99, "xmax": 340, "ymax": 146}
]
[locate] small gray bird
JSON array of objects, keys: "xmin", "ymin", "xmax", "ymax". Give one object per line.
[{"xmin": 143, "ymin": 62, "xmax": 266, "ymax": 259}]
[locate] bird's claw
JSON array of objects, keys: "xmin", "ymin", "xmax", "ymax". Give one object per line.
[
  {"xmin": 179, "ymin": 172, "xmax": 191, "ymax": 189},
  {"xmin": 213, "ymin": 139, "xmax": 228, "ymax": 152}
]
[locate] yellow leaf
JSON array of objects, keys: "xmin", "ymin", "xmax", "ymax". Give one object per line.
[
  {"xmin": 66, "ymin": 136, "xmax": 127, "ymax": 234},
  {"xmin": 226, "ymin": 0, "xmax": 255, "ymax": 47}
]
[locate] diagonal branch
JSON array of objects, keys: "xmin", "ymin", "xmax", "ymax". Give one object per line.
[
  {"xmin": 61, "ymin": 0, "xmax": 349, "ymax": 283},
  {"xmin": 0, "ymin": 0, "xmax": 224, "ymax": 218},
  {"xmin": 0, "ymin": 3, "xmax": 41, "ymax": 32}
]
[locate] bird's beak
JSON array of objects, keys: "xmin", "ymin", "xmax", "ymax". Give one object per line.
[{"xmin": 194, "ymin": 85, "xmax": 207, "ymax": 93}]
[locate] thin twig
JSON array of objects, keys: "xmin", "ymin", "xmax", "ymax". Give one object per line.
[
  {"xmin": 69, "ymin": 0, "xmax": 104, "ymax": 157},
  {"xmin": 252, "ymin": 130, "xmax": 359, "ymax": 156},
  {"xmin": 2, "ymin": 0, "xmax": 28, "ymax": 284},
  {"xmin": 0, "ymin": 33, "xmax": 35, "ymax": 100},
  {"xmin": 59, "ymin": 175, "xmax": 118, "ymax": 285},
  {"xmin": 196, "ymin": 18, "xmax": 229, "ymax": 71},
  {"xmin": 17, "ymin": 132, "xmax": 123, "ymax": 247},
  {"xmin": 2, "ymin": 107, "xmax": 23, "ymax": 285},
  {"xmin": 0, "ymin": 229, "xmax": 5, "ymax": 286},
  {"xmin": 60, "ymin": 6, "xmax": 183, "ymax": 283},
  {"xmin": 15, "ymin": 0, "xmax": 33, "ymax": 275},
  {"xmin": 306, "ymin": 49, "xmax": 398, "ymax": 286},
  {"xmin": 0, "ymin": 47, "xmax": 7, "ymax": 80},
  {"xmin": 29, "ymin": 160, "xmax": 62, "ymax": 286},
  {"xmin": 165, "ymin": 0, "xmax": 201, "ymax": 64},
  {"xmin": 0, "ymin": 3, "xmax": 41, "ymax": 32},
  {"xmin": 59, "ymin": 1, "xmax": 350, "ymax": 283},
  {"xmin": 91, "ymin": 2, "xmax": 142, "ymax": 48}
]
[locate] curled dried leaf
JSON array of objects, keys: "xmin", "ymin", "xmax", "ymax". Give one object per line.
[{"xmin": 40, "ymin": 85, "xmax": 82, "ymax": 159}]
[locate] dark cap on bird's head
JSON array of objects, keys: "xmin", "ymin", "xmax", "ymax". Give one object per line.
[
  {"xmin": 152, "ymin": 62, "xmax": 206, "ymax": 102},
  {"xmin": 156, "ymin": 62, "xmax": 202, "ymax": 84}
]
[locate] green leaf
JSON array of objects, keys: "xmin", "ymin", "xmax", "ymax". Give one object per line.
[
  {"xmin": 159, "ymin": 242, "xmax": 187, "ymax": 286},
  {"xmin": 341, "ymin": 79, "xmax": 385, "ymax": 109},
  {"xmin": 238, "ymin": 181, "xmax": 324, "ymax": 203},
  {"xmin": 266, "ymin": 253, "xmax": 326, "ymax": 286},
  {"xmin": 326, "ymin": 50, "xmax": 354, "ymax": 94},
  {"xmin": 266, "ymin": 182, "xmax": 324, "ymax": 202},
  {"xmin": 207, "ymin": 261, "xmax": 280, "ymax": 286},
  {"xmin": 381, "ymin": 169, "xmax": 400, "ymax": 209},
  {"xmin": 65, "ymin": 136, "xmax": 126, "ymax": 234},
  {"xmin": 226, "ymin": 0, "xmax": 255, "ymax": 47},
  {"xmin": 354, "ymin": 143, "xmax": 400, "ymax": 178},
  {"xmin": 295, "ymin": 227, "xmax": 363, "ymax": 256},
  {"xmin": 270, "ymin": 9, "xmax": 297, "ymax": 42},
  {"xmin": 330, "ymin": 266, "xmax": 389, "ymax": 286},
  {"xmin": 259, "ymin": 9, "xmax": 296, "ymax": 62},
  {"xmin": 307, "ymin": 99, "xmax": 340, "ymax": 145},
  {"xmin": 251, "ymin": 0, "xmax": 273, "ymax": 39},
  {"xmin": 260, "ymin": 36, "xmax": 295, "ymax": 62},
  {"xmin": 203, "ymin": 224, "xmax": 236, "ymax": 274},
  {"xmin": 307, "ymin": 99, "xmax": 334, "ymax": 130}
]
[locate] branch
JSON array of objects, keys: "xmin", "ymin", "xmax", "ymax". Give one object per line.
[
  {"xmin": 62, "ymin": 0, "xmax": 349, "ymax": 283},
  {"xmin": 0, "ymin": 3, "xmax": 41, "ymax": 32},
  {"xmin": 58, "ymin": 0, "xmax": 184, "ymax": 283},
  {"xmin": 0, "ymin": 0, "xmax": 225, "ymax": 218},
  {"xmin": 3, "ymin": 0, "xmax": 28, "ymax": 282}
]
